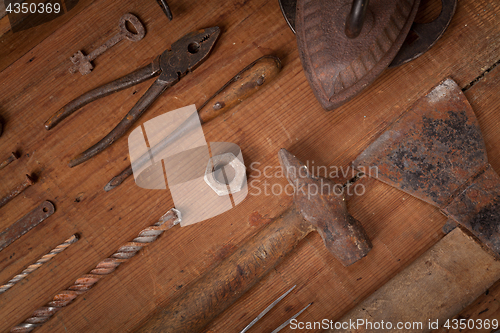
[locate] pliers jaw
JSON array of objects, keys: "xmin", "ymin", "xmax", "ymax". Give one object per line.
[{"xmin": 159, "ymin": 26, "xmax": 220, "ymax": 82}]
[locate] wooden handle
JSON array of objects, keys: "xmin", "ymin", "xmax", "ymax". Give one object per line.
[
  {"xmin": 198, "ymin": 55, "xmax": 282, "ymax": 123},
  {"xmin": 135, "ymin": 208, "xmax": 313, "ymax": 333}
]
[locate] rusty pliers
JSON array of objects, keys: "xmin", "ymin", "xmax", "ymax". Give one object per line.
[{"xmin": 45, "ymin": 27, "xmax": 220, "ymax": 167}]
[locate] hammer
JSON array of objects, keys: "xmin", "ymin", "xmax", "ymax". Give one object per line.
[{"xmin": 135, "ymin": 149, "xmax": 372, "ymax": 333}]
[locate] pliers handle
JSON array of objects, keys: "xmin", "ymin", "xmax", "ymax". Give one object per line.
[
  {"xmin": 45, "ymin": 27, "xmax": 220, "ymax": 168},
  {"xmin": 45, "ymin": 57, "xmax": 161, "ymax": 130}
]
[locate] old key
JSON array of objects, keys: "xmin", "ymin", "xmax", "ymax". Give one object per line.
[{"xmin": 69, "ymin": 13, "xmax": 146, "ymax": 75}]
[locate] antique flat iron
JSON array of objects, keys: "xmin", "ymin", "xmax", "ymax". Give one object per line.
[{"xmin": 279, "ymin": 0, "xmax": 457, "ymax": 110}]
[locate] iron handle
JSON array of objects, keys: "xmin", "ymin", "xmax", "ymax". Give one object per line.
[{"xmin": 345, "ymin": 0, "xmax": 370, "ymax": 39}]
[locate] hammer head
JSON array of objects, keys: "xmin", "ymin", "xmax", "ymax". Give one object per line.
[{"xmin": 278, "ymin": 149, "xmax": 372, "ymax": 266}]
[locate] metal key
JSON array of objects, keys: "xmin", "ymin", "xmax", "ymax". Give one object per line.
[{"xmin": 69, "ymin": 13, "xmax": 146, "ymax": 75}]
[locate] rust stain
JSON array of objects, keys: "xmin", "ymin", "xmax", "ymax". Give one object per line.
[
  {"xmin": 248, "ymin": 211, "xmax": 272, "ymax": 227},
  {"xmin": 204, "ymin": 243, "xmax": 238, "ymax": 268},
  {"xmin": 213, "ymin": 243, "xmax": 237, "ymax": 262}
]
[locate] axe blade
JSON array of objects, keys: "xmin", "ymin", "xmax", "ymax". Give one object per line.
[
  {"xmin": 354, "ymin": 78, "xmax": 500, "ymax": 256},
  {"xmin": 354, "ymin": 78, "xmax": 488, "ymax": 208}
]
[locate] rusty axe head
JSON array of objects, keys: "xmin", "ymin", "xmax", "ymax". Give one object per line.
[
  {"xmin": 354, "ymin": 78, "xmax": 500, "ymax": 256},
  {"xmin": 278, "ymin": 149, "xmax": 372, "ymax": 266}
]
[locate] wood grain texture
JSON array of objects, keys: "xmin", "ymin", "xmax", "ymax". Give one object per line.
[
  {"xmin": 0, "ymin": 0, "xmax": 499, "ymax": 332},
  {"xmin": 433, "ymin": 279, "xmax": 500, "ymax": 333},
  {"xmin": 0, "ymin": 0, "xmax": 96, "ymax": 72},
  {"xmin": 327, "ymin": 228, "xmax": 500, "ymax": 333}
]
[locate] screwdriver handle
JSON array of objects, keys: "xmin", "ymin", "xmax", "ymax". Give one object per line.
[{"xmin": 198, "ymin": 55, "xmax": 282, "ymax": 123}]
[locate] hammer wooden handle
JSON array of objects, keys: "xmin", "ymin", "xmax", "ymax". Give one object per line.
[{"xmin": 135, "ymin": 208, "xmax": 313, "ymax": 333}]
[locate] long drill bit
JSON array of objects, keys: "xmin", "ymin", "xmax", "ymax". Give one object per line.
[
  {"xmin": 0, "ymin": 234, "xmax": 79, "ymax": 295},
  {"xmin": 11, "ymin": 208, "xmax": 181, "ymax": 333}
]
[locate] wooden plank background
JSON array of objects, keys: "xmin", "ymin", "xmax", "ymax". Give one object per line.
[{"xmin": 0, "ymin": 0, "xmax": 499, "ymax": 332}]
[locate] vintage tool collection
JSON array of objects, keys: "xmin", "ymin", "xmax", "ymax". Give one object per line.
[
  {"xmin": 11, "ymin": 210, "xmax": 180, "ymax": 333},
  {"xmin": 1, "ymin": 0, "xmax": 498, "ymax": 332},
  {"xmin": 6, "ymin": 51, "xmax": 283, "ymax": 331}
]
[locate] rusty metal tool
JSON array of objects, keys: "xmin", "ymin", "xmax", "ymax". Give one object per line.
[
  {"xmin": 11, "ymin": 209, "xmax": 180, "ymax": 333},
  {"xmin": 0, "ymin": 234, "xmax": 79, "ymax": 294},
  {"xmin": 295, "ymin": 0, "xmax": 420, "ymax": 110},
  {"xmin": 280, "ymin": 0, "xmax": 456, "ymax": 66},
  {"xmin": 0, "ymin": 201, "xmax": 55, "ymax": 253},
  {"xmin": 156, "ymin": 0, "xmax": 173, "ymax": 20},
  {"xmin": 134, "ymin": 149, "xmax": 371, "ymax": 333},
  {"xmin": 321, "ymin": 78, "xmax": 500, "ymax": 333},
  {"xmin": 0, "ymin": 152, "xmax": 18, "ymax": 170},
  {"xmin": 353, "ymin": 78, "xmax": 500, "ymax": 256},
  {"xmin": 45, "ymin": 27, "xmax": 220, "ymax": 167},
  {"xmin": 283, "ymin": 0, "xmax": 457, "ymax": 110},
  {"xmin": 104, "ymin": 55, "xmax": 282, "ymax": 192},
  {"xmin": 0, "ymin": 174, "xmax": 35, "ymax": 210},
  {"xmin": 69, "ymin": 13, "xmax": 146, "ymax": 75}
]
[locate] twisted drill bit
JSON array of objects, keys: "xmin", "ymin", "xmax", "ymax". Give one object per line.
[
  {"xmin": 0, "ymin": 235, "xmax": 79, "ymax": 295},
  {"xmin": 11, "ymin": 208, "xmax": 181, "ymax": 333}
]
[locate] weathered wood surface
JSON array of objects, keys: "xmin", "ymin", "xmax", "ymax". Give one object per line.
[
  {"xmin": 330, "ymin": 228, "xmax": 500, "ymax": 333},
  {"xmin": 0, "ymin": 0, "xmax": 499, "ymax": 332},
  {"xmin": 0, "ymin": 0, "xmax": 96, "ymax": 72},
  {"xmin": 434, "ymin": 279, "xmax": 500, "ymax": 333}
]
